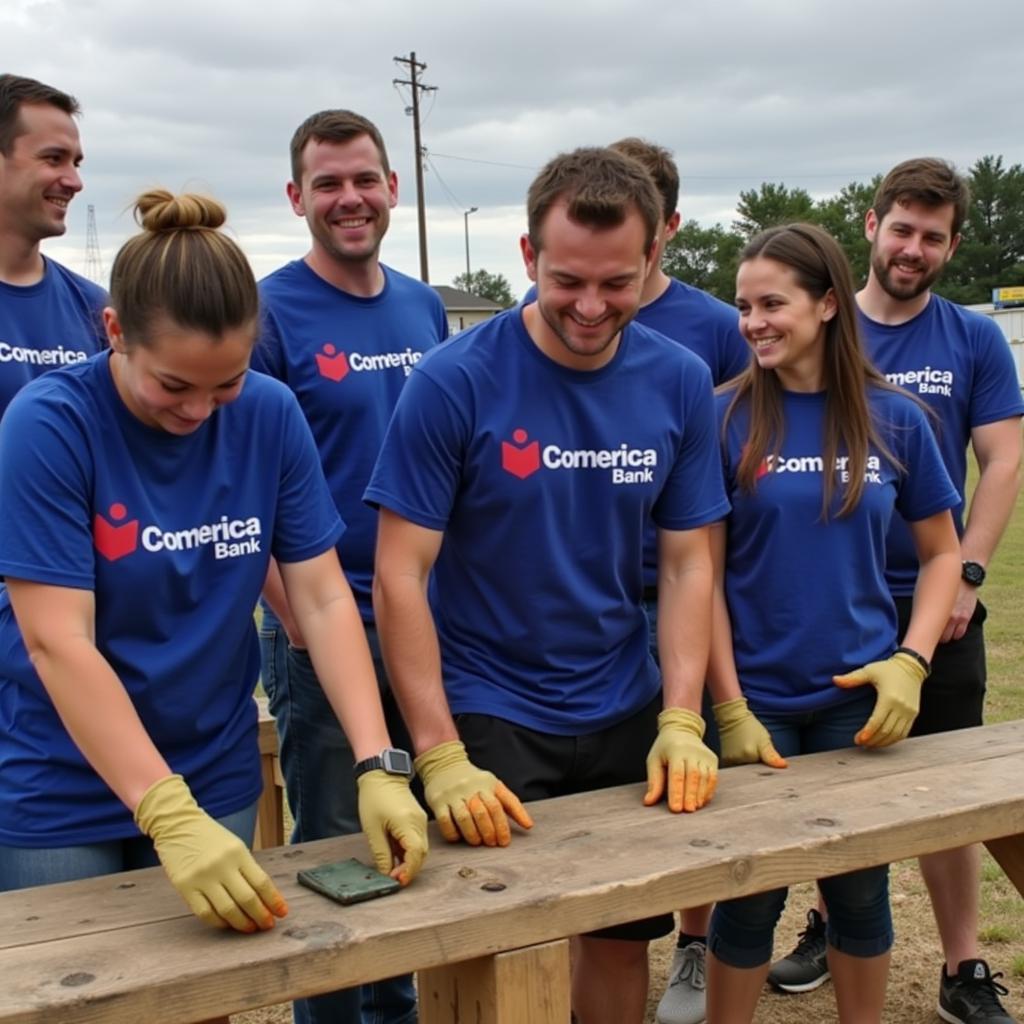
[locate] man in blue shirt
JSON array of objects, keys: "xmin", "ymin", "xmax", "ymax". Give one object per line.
[
  {"xmin": 774, "ymin": 158, "xmax": 1023, "ymax": 1024},
  {"xmin": 0, "ymin": 74, "xmax": 106, "ymax": 420},
  {"xmin": 368, "ymin": 147, "xmax": 728, "ymax": 1024},
  {"xmin": 254, "ymin": 109, "xmax": 447, "ymax": 1024}
]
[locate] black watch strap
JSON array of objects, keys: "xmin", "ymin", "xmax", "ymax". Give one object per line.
[
  {"xmin": 353, "ymin": 747, "xmax": 413, "ymax": 780},
  {"xmin": 895, "ymin": 645, "xmax": 931, "ymax": 678}
]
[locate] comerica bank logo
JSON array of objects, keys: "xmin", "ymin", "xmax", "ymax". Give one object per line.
[
  {"xmin": 93, "ymin": 503, "xmax": 263, "ymax": 562},
  {"xmin": 500, "ymin": 429, "xmax": 658, "ymax": 484},
  {"xmin": 315, "ymin": 343, "xmax": 423, "ymax": 382},
  {"xmin": 757, "ymin": 453, "xmax": 883, "ymax": 484},
  {"xmin": 0, "ymin": 342, "xmax": 88, "ymax": 366}
]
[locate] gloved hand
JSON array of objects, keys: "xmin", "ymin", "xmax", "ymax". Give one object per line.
[
  {"xmin": 413, "ymin": 740, "xmax": 533, "ymax": 846},
  {"xmin": 643, "ymin": 708, "xmax": 718, "ymax": 812},
  {"xmin": 356, "ymin": 770, "xmax": 428, "ymax": 885},
  {"xmin": 135, "ymin": 774, "xmax": 288, "ymax": 932},
  {"xmin": 713, "ymin": 697, "xmax": 788, "ymax": 768},
  {"xmin": 833, "ymin": 651, "xmax": 928, "ymax": 747}
]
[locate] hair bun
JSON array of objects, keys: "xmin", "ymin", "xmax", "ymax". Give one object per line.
[{"xmin": 134, "ymin": 189, "xmax": 227, "ymax": 232}]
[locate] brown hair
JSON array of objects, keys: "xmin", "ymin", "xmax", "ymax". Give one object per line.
[
  {"xmin": 289, "ymin": 109, "xmax": 390, "ymax": 184},
  {"xmin": 609, "ymin": 137, "xmax": 679, "ymax": 222},
  {"xmin": 872, "ymin": 157, "xmax": 970, "ymax": 238},
  {"xmin": 0, "ymin": 73, "xmax": 80, "ymax": 155},
  {"xmin": 109, "ymin": 190, "xmax": 258, "ymax": 346},
  {"xmin": 722, "ymin": 222, "xmax": 900, "ymax": 519},
  {"xmin": 526, "ymin": 147, "xmax": 662, "ymax": 253}
]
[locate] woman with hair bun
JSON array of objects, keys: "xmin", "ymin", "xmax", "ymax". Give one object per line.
[
  {"xmin": 703, "ymin": 223, "xmax": 961, "ymax": 1023},
  {"xmin": 0, "ymin": 190, "xmax": 428, "ymax": 941}
]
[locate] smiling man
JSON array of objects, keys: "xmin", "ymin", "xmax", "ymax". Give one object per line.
[
  {"xmin": 0, "ymin": 74, "xmax": 106, "ymax": 421},
  {"xmin": 252, "ymin": 108, "xmax": 447, "ymax": 1024},
  {"xmin": 368, "ymin": 147, "xmax": 728, "ymax": 1024}
]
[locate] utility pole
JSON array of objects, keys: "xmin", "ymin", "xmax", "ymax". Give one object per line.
[
  {"xmin": 463, "ymin": 206, "xmax": 478, "ymax": 281},
  {"xmin": 393, "ymin": 51, "xmax": 436, "ymax": 283},
  {"xmin": 84, "ymin": 204, "xmax": 104, "ymax": 285}
]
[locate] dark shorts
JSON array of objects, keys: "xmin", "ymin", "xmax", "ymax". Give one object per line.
[
  {"xmin": 456, "ymin": 696, "xmax": 674, "ymax": 942},
  {"xmin": 895, "ymin": 595, "xmax": 987, "ymax": 737}
]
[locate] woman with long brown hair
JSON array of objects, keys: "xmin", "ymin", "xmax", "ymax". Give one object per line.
[{"xmin": 703, "ymin": 223, "xmax": 961, "ymax": 1023}]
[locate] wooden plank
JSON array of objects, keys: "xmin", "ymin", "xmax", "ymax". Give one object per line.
[
  {"xmin": 0, "ymin": 720, "xmax": 1021, "ymax": 1023},
  {"xmin": 419, "ymin": 939, "xmax": 570, "ymax": 1024},
  {"xmin": 254, "ymin": 698, "xmax": 284, "ymax": 850}
]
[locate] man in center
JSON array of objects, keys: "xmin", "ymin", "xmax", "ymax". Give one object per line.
[{"xmin": 367, "ymin": 147, "xmax": 728, "ymax": 1024}]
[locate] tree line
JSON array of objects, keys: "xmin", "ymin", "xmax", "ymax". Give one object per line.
[{"xmin": 664, "ymin": 155, "xmax": 1024, "ymax": 306}]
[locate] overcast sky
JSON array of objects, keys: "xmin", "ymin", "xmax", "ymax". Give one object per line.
[{"xmin": 8, "ymin": 0, "xmax": 1023, "ymax": 297}]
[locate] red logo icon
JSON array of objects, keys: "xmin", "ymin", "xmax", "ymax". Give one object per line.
[
  {"xmin": 315, "ymin": 344, "xmax": 350, "ymax": 382},
  {"xmin": 501, "ymin": 428, "xmax": 541, "ymax": 479},
  {"xmin": 93, "ymin": 503, "xmax": 139, "ymax": 561}
]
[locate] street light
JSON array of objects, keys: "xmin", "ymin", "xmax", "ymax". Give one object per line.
[{"xmin": 463, "ymin": 206, "xmax": 479, "ymax": 283}]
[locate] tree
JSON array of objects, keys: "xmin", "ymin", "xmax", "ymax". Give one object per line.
[
  {"xmin": 814, "ymin": 178, "xmax": 879, "ymax": 288},
  {"xmin": 939, "ymin": 156, "xmax": 1024, "ymax": 304},
  {"xmin": 663, "ymin": 220, "xmax": 744, "ymax": 304},
  {"xmin": 452, "ymin": 269, "xmax": 515, "ymax": 308},
  {"xmin": 734, "ymin": 183, "xmax": 815, "ymax": 239}
]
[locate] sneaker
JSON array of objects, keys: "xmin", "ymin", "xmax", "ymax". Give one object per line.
[
  {"xmin": 655, "ymin": 941, "xmax": 707, "ymax": 1024},
  {"xmin": 938, "ymin": 959, "xmax": 1016, "ymax": 1024},
  {"xmin": 766, "ymin": 909, "xmax": 830, "ymax": 993}
]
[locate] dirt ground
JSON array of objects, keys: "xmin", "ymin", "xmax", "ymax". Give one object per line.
[{"xmin": 233, "ymin": 861, "xmax": 1022, "ymax": 1024}]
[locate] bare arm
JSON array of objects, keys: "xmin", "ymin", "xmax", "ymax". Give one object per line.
[
  {"xmin": 372, "ymin": 508, "xmax": 455, "ymax": 754},
  {"xmin": 904, "ymin": 510, "xmax": 962, "ymax": 659},
  {"xmin": 656, "ymin": 523, "xmax": 714, "ymax": 711},
  {"xmin": 279, "ymin": 549, "xmax": 391, "ymax": 761},
  {"xmin": 704, "ymin": 521, "xmax": 744, "ymax": 705},
  {"xmin": 943, "ymin": 417, "xmax": 1023, "ymax": 641},
  {"xmin": 262, "ymin": 557, "xmax": 305, "ymax": 648},
  {"xmin": 7, "ymin": 579, "xmax": 171, "ymax": 811}
]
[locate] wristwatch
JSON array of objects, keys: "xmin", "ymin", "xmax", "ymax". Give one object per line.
[
  {"xmin": 961, "ymin": 560, "xmax": 986, "ymax": 587},
  {"xmin": 353, "ymin": 747, "xmax": 414, "ymax": 780}
]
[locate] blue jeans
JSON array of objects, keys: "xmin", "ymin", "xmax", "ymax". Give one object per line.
[
  {"xmin": 709, "ymin": 691, "xmax": 894, "ymax": 967},
  {"xmin": 260, "ymin": 609, "xmax": 416, "ymax": 1024},
  {"xmin": 0, "ymin": 801, "xmax": 258, "ymax": 889}
]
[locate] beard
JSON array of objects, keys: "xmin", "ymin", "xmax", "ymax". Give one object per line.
[{"xmin": 870, "ymin": 249, "xmax": 945, "ymax": 301}]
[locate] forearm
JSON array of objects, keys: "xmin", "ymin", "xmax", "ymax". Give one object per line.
[
  {"xmin": 373, "ymin": 574, "xmax": 458, "ymax": 754},
  {"xmin": 961, "ymin": 458, "xmax": 1021, "ymax": 566},
  {"xmin": 657, "ymin": 559, "xmax": 713, "ymax": 711},
  {"xmin": 705, "ymin": 586, "xmax": 743, "ymax": 704},
  {"xmin": 27, "ymin": 637, "xmax": 170, "ymax": 810},
  {"xmin": 262, "ymin": 558, "xmax": 304, "ymax": 645},
  {"xmin": 903, "ymin": 549, "xmax": 961, "ymax": 661}
]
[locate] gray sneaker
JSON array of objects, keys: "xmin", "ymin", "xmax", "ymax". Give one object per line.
[
  {"xmin": 656, "ymin": 941, "xmax": 707, "ymax": 1024},
  {"xmin": 938, "ymin": 959, "xmax": 1016, "ymax": 1023},
  {"xmin": 767, "ymin": 909, "xmax": 830, "ymax": 993}
]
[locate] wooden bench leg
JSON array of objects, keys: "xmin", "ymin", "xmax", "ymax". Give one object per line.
[
  {"xmin": 254, "ymin": 749, "xmax": 284, "ymax": 851},
  {"xmin": 984, "ymin": 833, "xmax": 1024, "ymax": 897},
  {"xmin": 418, "ymin": 938, "xmax": 571, "ymax": 1024}
]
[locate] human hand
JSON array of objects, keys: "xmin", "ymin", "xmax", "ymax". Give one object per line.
[
  {"xmin": 413, "ymin": 740, "xmax": 533, "ymax": 846},
  {"xmin": 713, "ymin": 697, "xmax": 787, "ymax": 768},
  {"xmin": 643, "ymin": 708, "xmax": 718, "ymax": 812},
  {"xmin": 833, "ymin": 651, "xmax": 928, "ymax": 747},
  {"xmin": 135, "ymin": 774, "xmax": 288, "ymax": 932},
  {"xmin": 940, "ymin": 582, "xmax": 978, "ymax": 644},
  {"xmin": 356, "ymin": 770, "xmax": 428, "ymax": 885}
]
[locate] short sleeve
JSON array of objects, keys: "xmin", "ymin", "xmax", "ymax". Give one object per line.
[
  {"xmin": 0, "ymin": 389, "xmax": 96, "ymax": 588},
  {"xmin": 364, "ymin": 368, "xmax": 467, "ymax": 531},
  {"xmin": 968, "ymin": 319, "xmax": 1024, "ymax": 428}
]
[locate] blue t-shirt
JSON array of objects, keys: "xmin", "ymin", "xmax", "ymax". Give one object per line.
[
  {"xmin": 861, "ymin": 296, "xmax": 1024, "ymax": 595},
  {"xmin": 0, "ymin": 354, "xmax": 343, "ymax": 845},
  {"xmin": 365, "ymin": 307, "xmax": 729, "ymax": 734},
  {"xmin": 718, "ymin": 387, "xmax": 959, "ymax": 714},
  {"xmin": 0, "ymin": 257, "xmax": 107, "ymax": 420},
  {"xmin": 253, "ymin": 261, "xmax": 447, "ymax": 620}
]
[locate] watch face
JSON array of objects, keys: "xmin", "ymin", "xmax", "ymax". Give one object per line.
[
  {"xmin": 381, "ymin": 748, "xmax": 413, "ymax": 777},
  {"xmin": 962, "ymin": 561, "xmax": 986, "ymax": 586}
]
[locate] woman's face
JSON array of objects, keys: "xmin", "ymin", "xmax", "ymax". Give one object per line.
[
  {"xmin": 104, "ymin": 310, "xmax": 255, "ymax": 435},
  {"xmin": 735, "ymin": 256, "xmax": 836, "ymax": 392}
]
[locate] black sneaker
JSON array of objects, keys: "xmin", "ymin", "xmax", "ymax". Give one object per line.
[
  {"xmin": 938, "ymin": 959, "xmax": 1016, "ymax": 1024},
  {"xmin": 766, "ymin": 909, "xmax": 830, "ymax": 993}
]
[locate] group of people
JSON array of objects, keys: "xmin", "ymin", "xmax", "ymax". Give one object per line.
[{"xmin": 0, "ymin": 71, "xmax": 1020, "ymax": 1024}]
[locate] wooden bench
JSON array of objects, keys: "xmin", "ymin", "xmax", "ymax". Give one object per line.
[
  {"xmin": 254, "ymin": 697, "xmax": 285, "ymax": 850},
  {"xmin": 1, "ymin": 720, "xmax": 1022, "ymax": 1024}
]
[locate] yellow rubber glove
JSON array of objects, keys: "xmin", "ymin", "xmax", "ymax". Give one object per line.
[
  {"xmin": 356, "ymin": 770, "xmax": 428, "ymax": 886},
  {"xmin": 135, "ymin": 774, "xmax": 288, "ymax": 932},
  {"xmin": 413, "ymin": 740, "xmax": 533, "ymax": 846},
  {"xmin": 833, "ymin": 651, "xmax": 927, "ymax": 748},
  {"xmin": 713, "ymin": 697, "xmax": 788, "ymax": 768},
  {"xmin": 643, "ymin": 708, "xmax": 718, "ymax": 813}
]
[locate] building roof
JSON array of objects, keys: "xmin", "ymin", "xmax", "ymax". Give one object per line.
[{"xmin": 432, "ymin": 285, "xmax": 505, "ymax": 312}]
